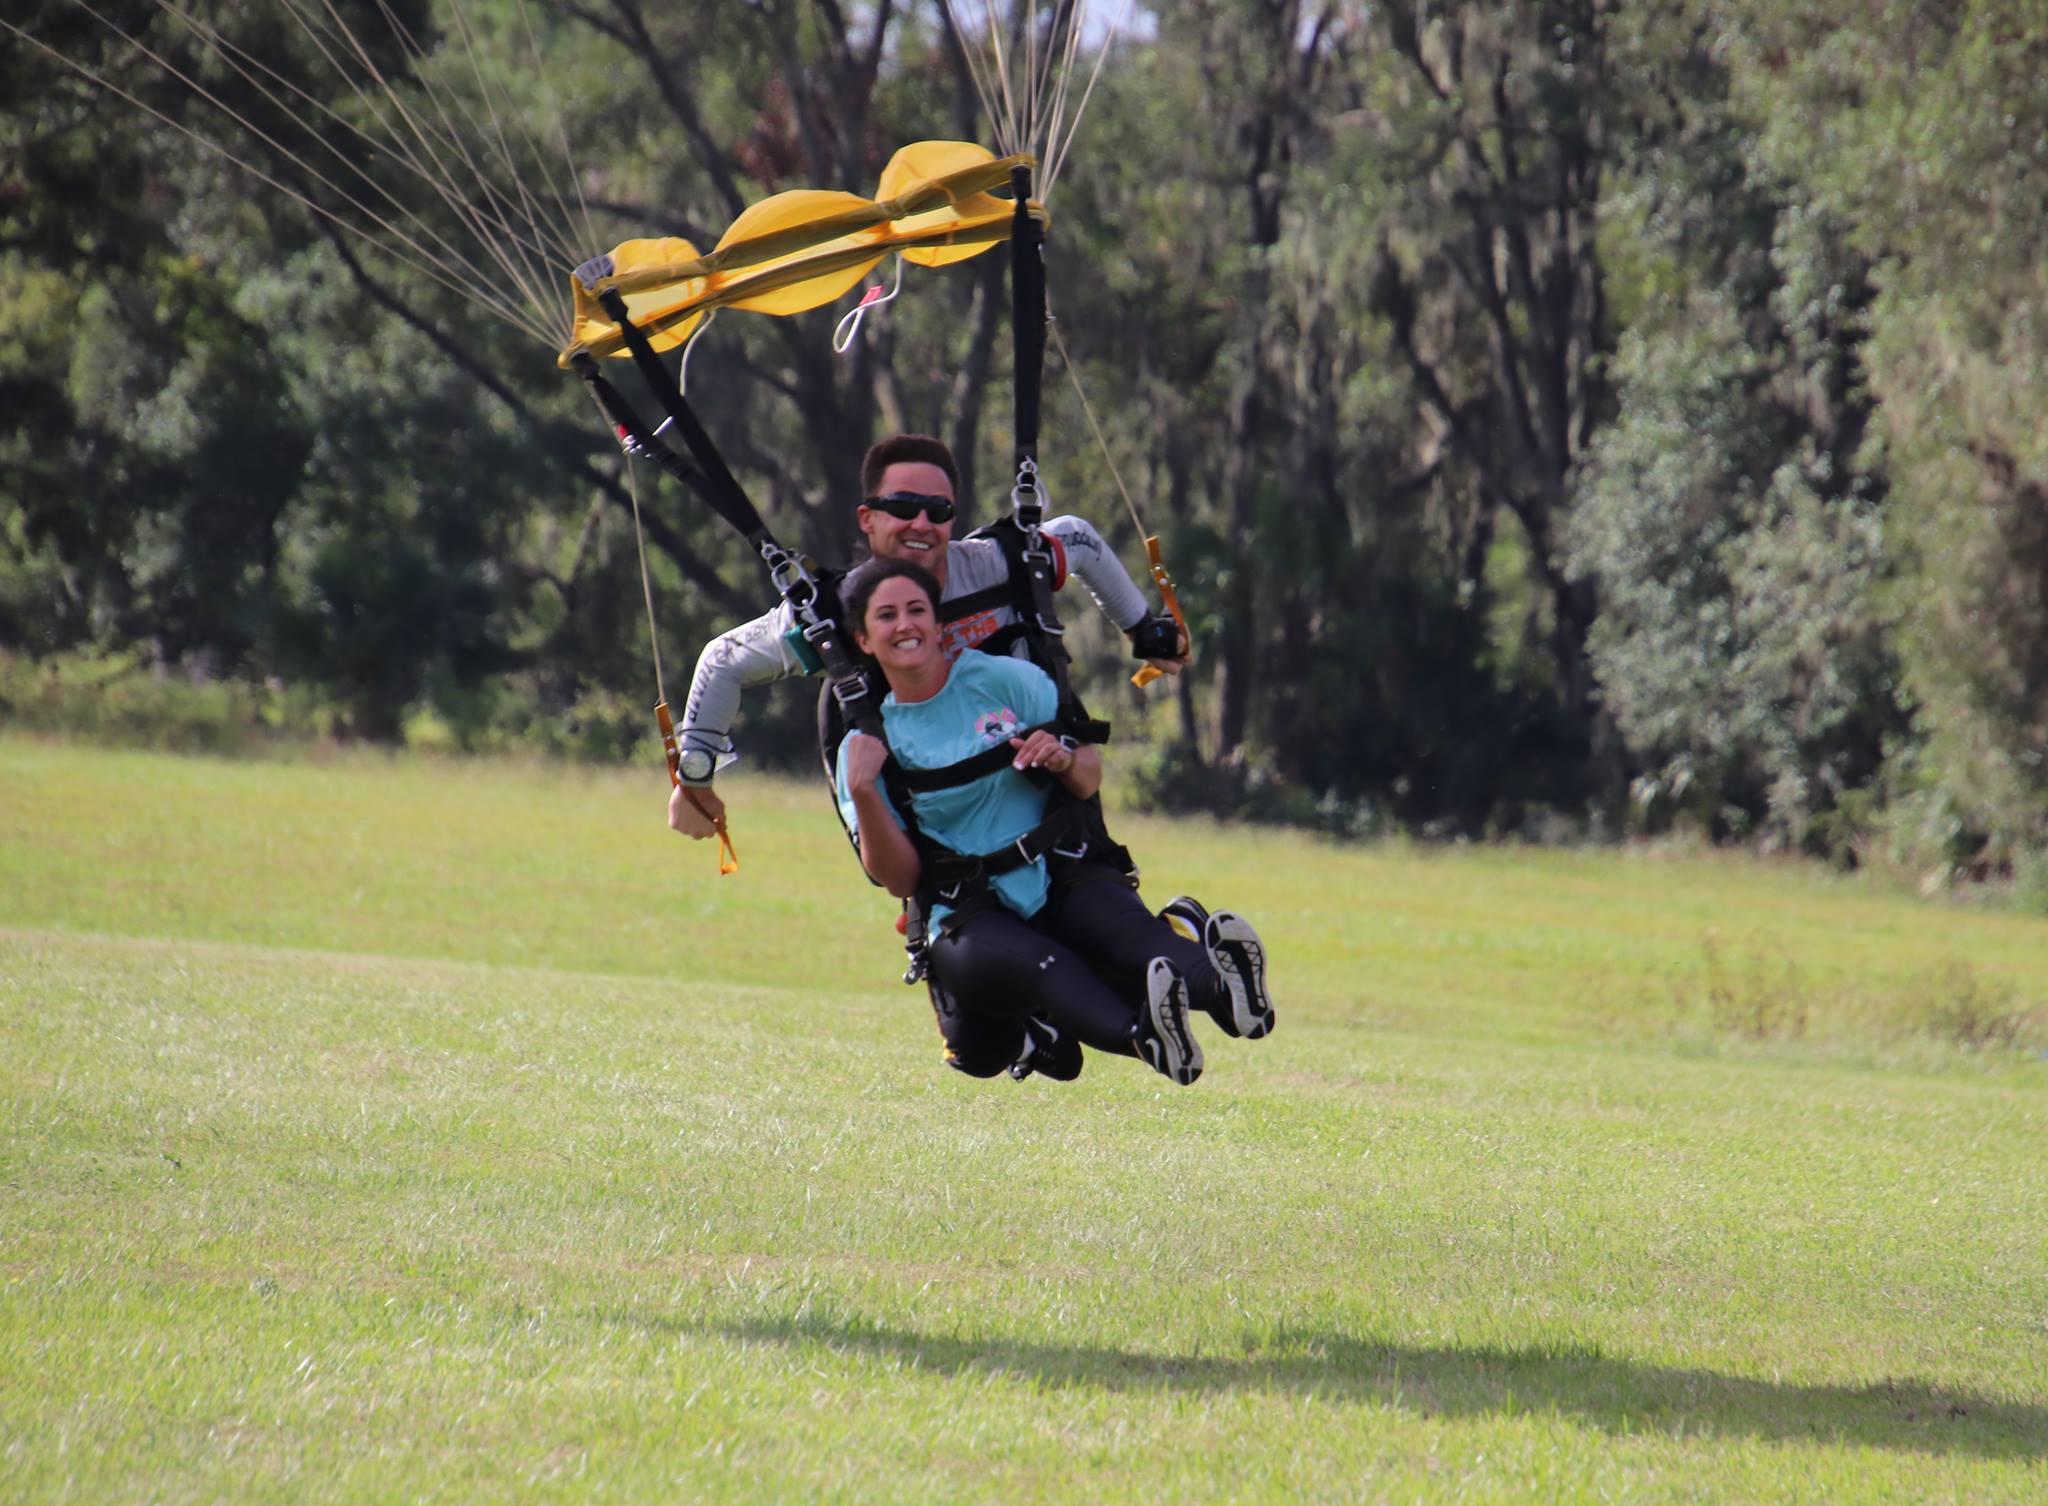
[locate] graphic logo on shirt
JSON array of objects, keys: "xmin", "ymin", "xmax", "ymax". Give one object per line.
[{"xmin": 974, "ymin": 705, "xmax": 1024, "ymax": 745}]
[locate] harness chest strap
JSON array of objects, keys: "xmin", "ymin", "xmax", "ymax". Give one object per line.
[{"xmin": 883, "ymin": 719, "xmax": 1079, "ymax": 796}]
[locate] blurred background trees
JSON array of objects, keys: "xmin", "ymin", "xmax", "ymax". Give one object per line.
[{"xmin": 5, "ymin": 0, "xmax": 2046, "ymax": 888}]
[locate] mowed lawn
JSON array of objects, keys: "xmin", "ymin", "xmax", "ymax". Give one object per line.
[{"xmin": 2, "ymin": 737, "xmax": 2044, "ymax": 1503}]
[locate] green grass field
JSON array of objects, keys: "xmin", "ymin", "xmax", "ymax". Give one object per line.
[{"xmin": 2, "ymin": 736, "xmax": 2044, "ymax": 1502}]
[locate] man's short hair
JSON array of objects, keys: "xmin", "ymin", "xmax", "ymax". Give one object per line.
[{"xmin": 861, "ymin": 434, "xmax": 958, "ymax": 499}]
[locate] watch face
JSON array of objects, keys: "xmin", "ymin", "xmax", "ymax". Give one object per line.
[{"xmin": 679, "ymin": 749, "xmax": 715, "ymax": 782}]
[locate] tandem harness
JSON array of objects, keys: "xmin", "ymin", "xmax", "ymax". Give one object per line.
[
  {"xmin": 880, "ymin": 728, "xmax": 1137, "ymax": 986},
  {"xmin": 810, "ymin": 493, "xmax": 1138, "ymax": 984}
]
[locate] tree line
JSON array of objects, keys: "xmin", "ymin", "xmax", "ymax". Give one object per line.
[{"xmin": 4, "ymin": 0, "xmax": 2045, "ymax": 887}]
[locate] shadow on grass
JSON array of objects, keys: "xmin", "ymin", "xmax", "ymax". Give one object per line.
[{"xmin": 635, "ymin": 1310, "xmax": 2044, "ymax": 1459}]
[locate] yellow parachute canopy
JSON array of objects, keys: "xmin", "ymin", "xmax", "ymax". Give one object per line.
[{"xmin": 559, "ymin": 140, "xmax": 1044, "ymax": 367}]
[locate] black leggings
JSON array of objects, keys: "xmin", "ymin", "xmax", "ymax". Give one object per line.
[{"xmin": 925, "ymin": 871, "xmax": 1225, "ymax": 1077}]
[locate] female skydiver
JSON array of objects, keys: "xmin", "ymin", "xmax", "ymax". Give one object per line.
[{"xmin": 833, "ymin": 556, "xmax": 1274, "ymax": 1085}]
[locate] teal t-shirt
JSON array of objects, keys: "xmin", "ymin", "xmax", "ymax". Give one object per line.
[{"xmin": 835, "ymin": 653, "xmax": 1060, "ymax": 925}]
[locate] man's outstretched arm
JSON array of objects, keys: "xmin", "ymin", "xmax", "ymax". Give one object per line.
[
  {"xmin": 668, "ymin": 600, "xmax": 804, "ymax": 839},
  {"xmin": 1043, "ymin": 515, "xmax": 1192, "ymax": 673}
]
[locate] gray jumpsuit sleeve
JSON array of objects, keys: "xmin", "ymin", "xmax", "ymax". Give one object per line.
[
  {"xmin": 1043, "ymin": 514, "xmax": 1151, "ymax": 631},
  {"xmin": 675, "ymin": 600, "xmax": 803, "ymax": 784}
]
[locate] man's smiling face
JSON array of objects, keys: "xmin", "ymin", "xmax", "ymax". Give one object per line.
[{"xmin": 857, "ymin": 460, "xmax": 955, "ymax": 578}]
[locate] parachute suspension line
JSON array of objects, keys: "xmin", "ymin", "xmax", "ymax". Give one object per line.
[
  {"xmin": 433, "ymin": 0, "xmax": 574, "ymax": 259},
  {"xmin": 271, "ymin": 0, "xmax": 504, "ymax": 227},
  {"xmin": 400, "ymin": 0, "xmax": 592, "ymax": 328},
  {"xmin": 611, "ymin": 403, "xmax": 738, "ymax": 877},
  {"xmin": 295, "ymin": 0, "xmax": 557, "ymax": 301},
  {"xmin": 832, "ymin": 257, "xmax": 905, "ymax": 354},
  {"xmin": 1024, "ymin": 0, "xmax": 1043, "ymax": 156},
  {"xmin": 1047, "ymin": 319, "xmax": 1186, "ymax": 689},
  {"xmin": 147, "ymin": 0, "xmax": 536, "ymax": 272},
  {"xmin": 966, "ymin": 0, "xmax": 1023, "ymax": 154},
  {"xmin": 1044, "ymin": 0, "xmax": 1132, "ymax": 194},
  {"xmin": 510, "ymin": 0, "xmax": 600, "ymax": 256},
  {"xmin": 266, "ymin": 0, "xmax": 491, "ymax": 216},
  {"xmin": 623, "ymin": 454, "xmax": 668, "ymax": 712},
  {"xmin": 1038, "ymin": 6, "xmax": 1087, "ymax": 179},
  {"xmin": 938, "ymin": 1, "xmax": 1008, "ymax": 155},
  {"xmin": 141, "ymin": 2, "xmax": 497, "ymax": 270},
  {"xmin": 1032, "ymin": 0, "xmax": 1084, "ymax": 161},
  {"xmin": 3, "ymin": 12, "xmax": 552, "ymax": 346},
  {"xmin": 990, "ymin": 3, "xmax": 1024, "ymax": 154},
  {"xmin": 350, "ymin": 0, "xmax": 572, "ymax": 327},
  {"xmin": 256, "ymin": 0, "xmax": 569, "ymax": 333},
  {"xmin": 296, "ymin": 0, "xmax": 567, "ymax": 332},
  {"xmin": 141, "ymin": 0, "xmax": 567, "ymax": 338},
  {"xmin": 937, "ymin": 0, "xmax": 1122, "ymax": 182}
]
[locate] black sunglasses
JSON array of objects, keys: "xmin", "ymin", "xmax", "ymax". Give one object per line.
[{"xmin": 863, "ymin": 490, "xmax": 956, "ymax": 524}]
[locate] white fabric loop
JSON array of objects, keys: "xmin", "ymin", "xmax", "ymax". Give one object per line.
[{"xmin": 833, "ymin": 257, "xmax": 905, "ymax": 353}]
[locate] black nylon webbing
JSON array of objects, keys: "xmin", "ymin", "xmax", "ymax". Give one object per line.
[
  {"xmin": 939, "ymin": 582, "xmax": 1014, "ymax": 621},
  {"xmin": 1009, "ymin": 163, "xmax": 1042, "ymax": 467},
  {"xmin": 888, "ymin": 720, "xmax": 1063, "ymax": 794},
  {"xmin": 593, "ymin": 289, "xmax": 771, "ymax": 546}
]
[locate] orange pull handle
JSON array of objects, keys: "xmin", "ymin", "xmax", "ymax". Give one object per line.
[
  {"xmin": 1130, "ymin": 535, "xmax": 1188, "ymax": 690},
  {"xmin": 658, "ymin": 701, "xmax": 739, "ymax": 875}
]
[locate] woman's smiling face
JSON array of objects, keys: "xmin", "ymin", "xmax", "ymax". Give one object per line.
[{"xmin": 856, "ymin": 573, "xmax": 942, "ymax": 678}]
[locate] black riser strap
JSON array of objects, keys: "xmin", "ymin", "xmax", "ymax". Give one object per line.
[
  {"xmin": 594, "ymin": 290, "xmax": 771, "ymax": 545},
  {"xmin": 1009, "ymin": 164, "xmax": 1042, "ymax": 465},
  {"xmin": 576, "ymin": 361, "xmax": 719, "ymax": 506}
]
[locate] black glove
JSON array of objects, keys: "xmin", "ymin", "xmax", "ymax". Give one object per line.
[{"xmin": 1127, "ymin": 612, "xmax": 1182, "ymax": 661}]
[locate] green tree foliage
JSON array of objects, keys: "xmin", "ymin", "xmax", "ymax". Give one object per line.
[
  {"xmin": 1566, "ymin": 37, "xmax": 1903, "ymax": 854},
  {"xmin": 1722, "ymin": 0, "xmax": 2048, "ymax": 870},
  {"xmin": 4, "ymin": 0, "xmax": 2046, "ymax": 877}
]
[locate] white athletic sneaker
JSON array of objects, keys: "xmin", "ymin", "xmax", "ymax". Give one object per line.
[
  {"xmin": 1162, "ymin": 895, "xmax": 1275, "ymax": 1040},
  {"xmin": 1136, "ymin": 957, "xmax": 1204, "ymax": 1086},
  {"xmin": 1205, "ymin": 909, "xmax": 1275, "ymax": 1039}
]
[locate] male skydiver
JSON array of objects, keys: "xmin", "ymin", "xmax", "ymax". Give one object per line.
[
  {"xmin": 665, "ymin": 432, "xmax": 1189, "ymax": 829},
  {"xmin": 664, "ymin": 433, "xmax": 1273, "ymax": 1050}
]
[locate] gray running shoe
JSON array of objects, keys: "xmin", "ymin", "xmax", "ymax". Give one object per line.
[
  {"xmin": 1204, "ymin": 908, "xmax": 1275, "ymax": 1039},
  {"xmin": 1163, "ymin": 896, "xmax": 1275, "ymax": 1040},
  {"xmin": 1134, "ymin": 957, "xmax": 1204, "ymax": 1086}
]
